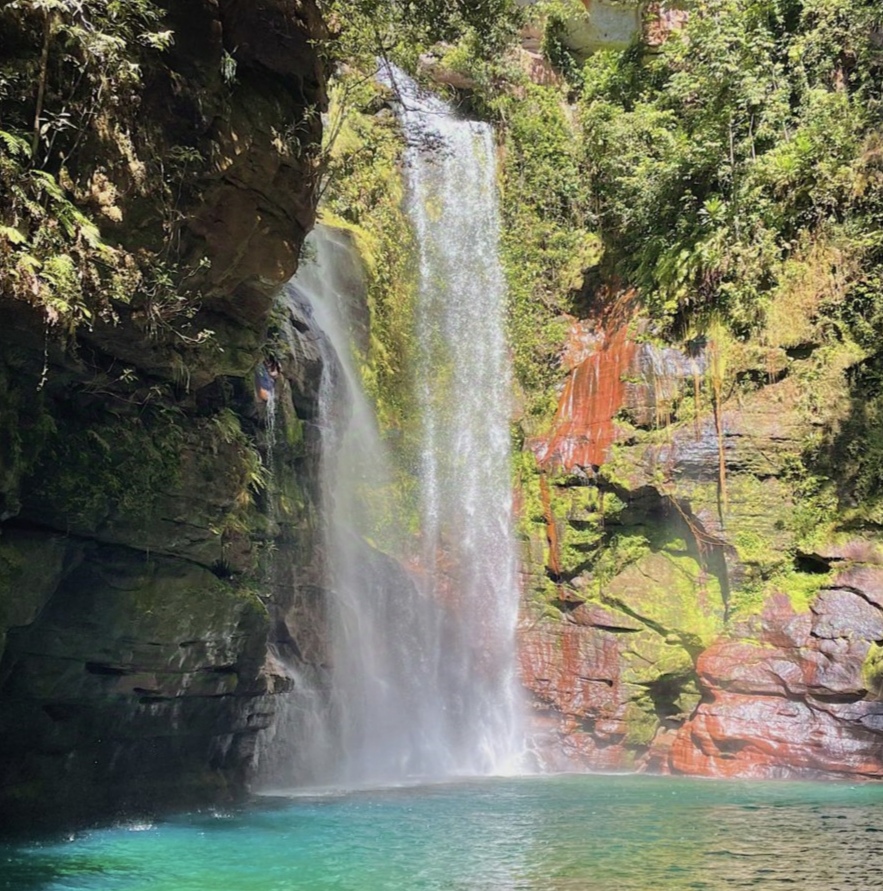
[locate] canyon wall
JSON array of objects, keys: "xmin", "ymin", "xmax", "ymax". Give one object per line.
[
  {"xmin": 516, "ymin": 293, "xmax": 883, "ymax": 779},
  {"xmin": 0, "ymin": 0, "xmax": 330, "ymax": 829},
  {"xmin": 1, "ymin": 0, "xmax": 881, "ymax": 834}
]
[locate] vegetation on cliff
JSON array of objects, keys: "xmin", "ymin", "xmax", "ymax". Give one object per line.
[
  {"xmin": 0, "ymin": 0, "xmax": 332, "ymax": 827},
  {"xmin": 0, "ymin": 0, "xmax": 172, "ymax": 328},
  {"xmin": 369, "ymin": 0, "xmax": 883, "ymax": 767}
]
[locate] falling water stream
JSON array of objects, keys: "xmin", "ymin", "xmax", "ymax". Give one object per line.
[
  {"xmin": 261, "ymin": 68, "xmax": 523, "ymax": 788},
  {"xmin": 393, "ymin": 66, "xmax": 523, "ymax": 774}
]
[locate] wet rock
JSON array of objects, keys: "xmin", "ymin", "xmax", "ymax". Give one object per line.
[
  {"xmin": 0, "ymin": 544, "xmax": 271, "ymax": 827},
  {"xmin": 519, "ymin": 611, "xmax": 702, "ymax": 770},
  {"xmin": 670, "ymin": 586, "xmax": 883, "ymax": 779},
  {"xmin": 533, "ymin": 306, "xmax": 706, "ymax": 472},
  {"xmin": 533, "ymin": 321, "xmax": 637, "ymax": 470},
  {"xmin": 519, "ymin": 281, "xmax": 883, "ymax": 778},
  {"xmin": 670, "ymin": 693, "xmax": 883, "ymax": 780},
  {"xmin": 0, "ymin": 0, "xmax": 330, "ymax": 830}
]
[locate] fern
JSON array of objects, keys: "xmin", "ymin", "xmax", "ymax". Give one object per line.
[
  {"xmin": 0, "ymin": 225, "xmax": 27, "ymax": 245},
  {"xmin": 0, "ymin": 129, "xmax": 30, "ymax": 158}
]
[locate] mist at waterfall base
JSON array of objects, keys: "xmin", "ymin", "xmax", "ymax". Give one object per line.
[
  {"xmin": 257, "ymin": 69, "xmax": 523, "ymax": 790},
  {"xmin": 6, "ymin": 775, "xmax": 883, "ymax": 890}
]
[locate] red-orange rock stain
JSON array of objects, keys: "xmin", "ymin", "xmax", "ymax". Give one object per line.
[{"xmin": 535, "ymin": 294, "xmax": 638, "ymax": 472}]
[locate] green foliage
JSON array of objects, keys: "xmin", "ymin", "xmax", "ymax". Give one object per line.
[
  {"xmin": 321, "ymin": 76, "xmax": 418, "ymax": 440},
  {"xmin": 816, "ymin": 355, "xmax": 883, "ymax": 525},
  {"xmin": 539, "ymin": 0, "xmax": 587, "ymax": 84},
  {"xmin": 489, "ymin": 82, "xmax": 599, "ymax": 413},
  {"xmin": 318, "ymin": 0, "xmax": 524, "ymax": 72},
  {"xmin": 0, "ymin": 0, "xmax": 176, "ymax": 330},
  {"xmin": 29, "ymin": 402, "xmax": 184, "ymax": 530},
  {"xmin": 0, "ymin": 142, "xmax": 137, "ymax": 328},
  {"xmin": 0, "ymin": 2, "xmax": 221, "ymax": 350},
  {"xmin": 575, "ymin": 0, "xmax": 882, "ymax": 334},
  {"xmin": 207, "ymin": 409, "xmax": 268, "ymax": 536}
]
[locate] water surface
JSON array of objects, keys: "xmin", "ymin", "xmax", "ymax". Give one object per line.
[{"xmin": 3, "ymin": 774, "xmax": 883, "ymax": 890}]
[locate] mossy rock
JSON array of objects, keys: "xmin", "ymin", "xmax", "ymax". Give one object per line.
[
  {"xmin": 862, "ymin": 642, "xmax": 883, "ymax": 698},
  {"xmin": 728, "ymin": 567, "xmax": 829, "ymax": 620},
  {"xmin": 603, "ymin": 542, "xmax": 725, "ymax": 651},
  {"xmin": 621, "ymin": 629, "xmax": 695, "ymax": 686},
  {"xmin": 0, "ymin": 530, "xmax": 70, "ymax": 663},
  {"xmin": 2, "ymin": 545, "xmax": 270, "ymax": 704},
  {"xmin": 622, "ymin": 697, "xmax": 660, "ymax": 748}
]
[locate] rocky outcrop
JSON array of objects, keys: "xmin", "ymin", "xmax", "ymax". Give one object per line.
[
  {"xmin": 0, "ymin": 537, "xmax": 270, "ymax": 826},
  {"xmin": 562, "ymin": 1, "xmax": 644, "ymax": 55},
  {"xmin": 672, "ymin": 569, "xmax": 883, "ymax": 779},
  {"xmin": 524, "ymin": 0, "xmax": 688, "ymax": 56},
  {"xmin": 0, "ymin": 0, "xmax": 330, "ymax": 830},
  {"xmin": 519, "ymin": 496, "xmax": 722, "ymax": 771},
  {"xmin": 518, "ymin": 290, "xmax": 883, "ymax": 779}
]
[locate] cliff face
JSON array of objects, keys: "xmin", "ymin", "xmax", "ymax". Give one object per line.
[
  {"xmin": 0, "ymin": 0, "xmax": 330, "ymax": 829},
  {"xmin": 517, "ymin": 293, "xmax": 883, "ymax": 779}
]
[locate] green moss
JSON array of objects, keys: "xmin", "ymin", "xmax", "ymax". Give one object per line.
[
  {"xmin": 622, "ymin": 698, "xmax": 659, "ymax": 748},
  {"xmin": 733, "ymin": 530, "xmax": 775, "ymax": 567},
  {"xmin": 590, "ymin": 530, "xmax": 652, "ymax": 592},
  {"xmin": 322, "ymin": 79, "xmax": 418, "ymax": 443},
  {"xmin": 551, "ymin": 485, "xmax": 606, "ymax": 577},
  {"xmin": 862, "ymin": 642, "xmax": 883, "ymax": 698},
  {"xmin": 726, "ymin": 582, "xmax": 767, "ymax": 620},
  {"xmin": 621, "ymin": 634, "xmax": 702, "ymax": 748},
  {"xmin": 675, "ymin": 679, "xmax": 702, "ymax": 718},
  {"xmin": 115, "ymin": 560, "xmax": 267, "ymax": 644},
  {"xmin": 622, "ymin": 632, "xmax": 694, "ymax": 686},
  {"xmin": 728, "ymin": 567, "xmax": 829, "ymax": 621},
  {"xmin": 602, "ymin": 538, "xmax": 726, "ymax": 652},
  {"xmin": 28, "ymin": 404, "xmax": 184, "ymax": 531},
  {"xmin": 771, "ymin": 569, "xmax": 827, "ymax": 613},
  {"xmin": 514, "ymin": 449, "xmax": 546, "ymax": 537}
]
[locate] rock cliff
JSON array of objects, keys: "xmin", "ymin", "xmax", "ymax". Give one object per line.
[
  {"xmin": 0, "ymin": 0, "xmax": 330, "ymax": 830},
  {"xmin": 518, "ymin": 289, "xmax": 883, "ymax": 780}
]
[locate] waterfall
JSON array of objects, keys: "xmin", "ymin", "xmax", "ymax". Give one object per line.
[
  {"xmin": 260, "ymin": 69, "xmax": 523, "ymax": 789},
  {"xmin": 296, "ymin": 225, "xmax": 449, "ymax": 785},
  {"xmin": 389, "ymin": 65, "xmax": 524, "ymax": 774}
]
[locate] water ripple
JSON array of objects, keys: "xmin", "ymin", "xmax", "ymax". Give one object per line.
[{"xmin": 3, "ymin": 775, "xmax": 883, "ymax": 890}]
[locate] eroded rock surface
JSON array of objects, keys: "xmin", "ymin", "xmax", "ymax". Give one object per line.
[
  {"xmin": 672, "ymin": 576, "xmax": 883, "ymax": 779},
  {"xmin": 519, "ymin": 289, "xmax": 883, "ymax": 780},
  {"xmin": 0, "ymin": 0, "xmax": 330, "ymax": 830}
]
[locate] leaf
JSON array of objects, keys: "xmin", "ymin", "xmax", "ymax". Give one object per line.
[
  {"xmin": 0, "ymin": 129, "xmax": 31, "ymax": 159},
  {"xmin": 0, "ymin": 225, "xmax": 28, "ymax": 245},
  {"xmin": 141, "ymin": 30, "xmax": 174, "ymax": 50},
  {"xmin": 31, "ymin": 170, "xmax": 65, "ymax": 201}
]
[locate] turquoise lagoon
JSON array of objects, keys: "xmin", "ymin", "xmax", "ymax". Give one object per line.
[{"xmin": 3, "ymin": 774, "xmax": 882, "ymax": 890}]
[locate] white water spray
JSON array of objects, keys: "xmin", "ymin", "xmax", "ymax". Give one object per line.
[
  {"xmin": 261, "ymin": 69, "xmax": 524, "ymax": 788},
  {"xmin": 389, "ymin": 65, "xmax": 524, "ymax": 774}
]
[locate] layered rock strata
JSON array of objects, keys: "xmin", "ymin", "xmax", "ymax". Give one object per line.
[
  {"xmin": 519, "ymin": 292, "xmax": 883, "ymax": 780},
  {"xmin": 0, "ymin": 0, "xmax": 329, "ymax": 830}
]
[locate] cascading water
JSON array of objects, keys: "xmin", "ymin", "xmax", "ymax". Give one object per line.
[
  {"xmin": 297, "ymin": 225, "xmax": 449, "ymax": 784},
  {"xmin": 261, "ymin": 68, "xmax": 523, "ymax": 788},
  {"xmin": 389, "ymin": 65, "xmax": 524, "ymax": 774}
]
